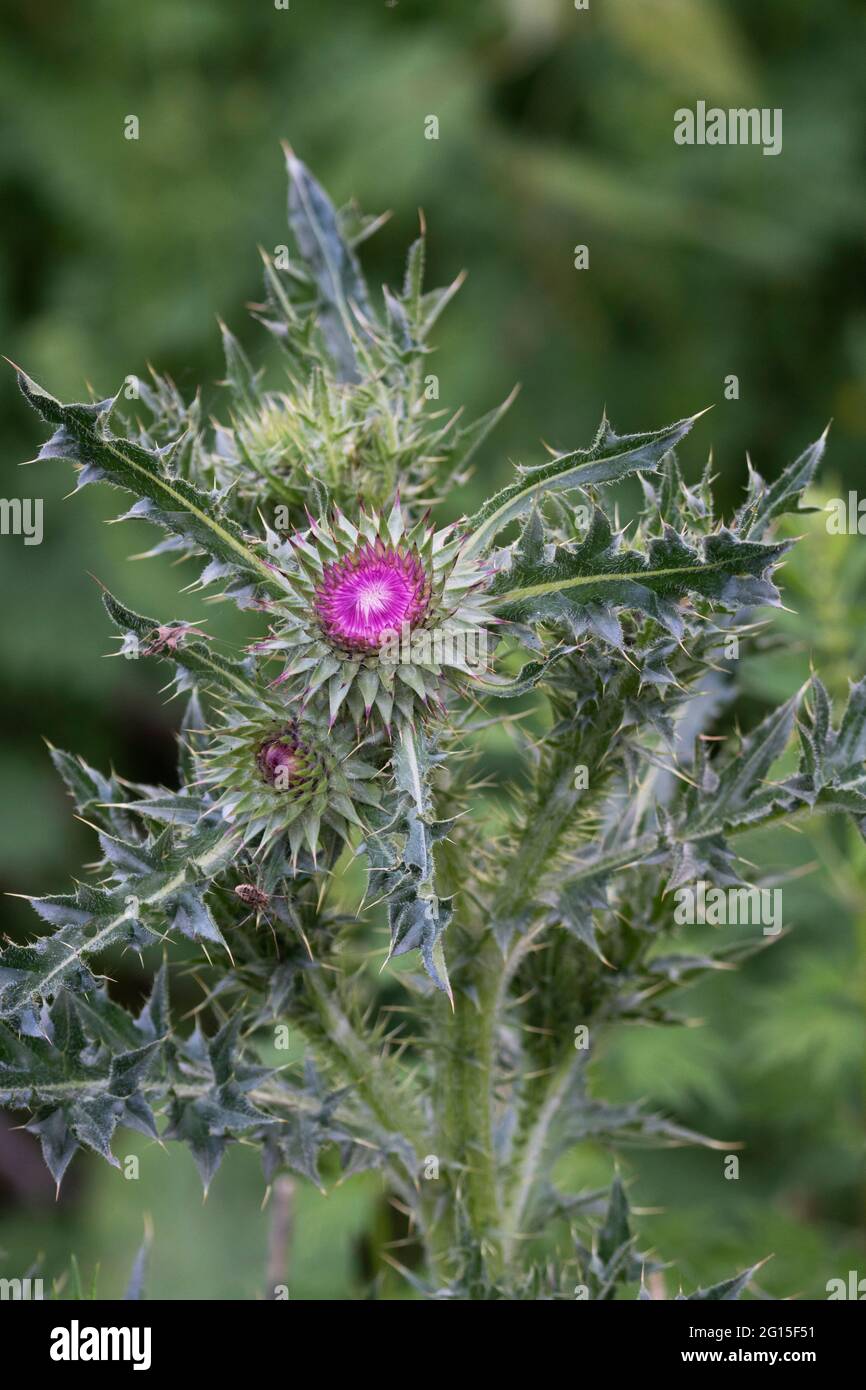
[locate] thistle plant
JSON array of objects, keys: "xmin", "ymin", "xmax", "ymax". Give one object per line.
[{"xmin": 3, "ymin": 151, "xmax": 863, "ymax": 1300}]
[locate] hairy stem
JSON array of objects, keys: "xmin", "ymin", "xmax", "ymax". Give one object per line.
[
  {"xmin": 264, "ymin": 1173, "xmax": 295, "ymax": 1298},
  {"xmin": 443, "ymin": 960, "xmax": 502, "ymax": 1258},
  {"xmin": 302, "ymin": 968, "xmax": 429, "ymax": 1156},
  {"xmin": 501, "ymin": 1051, "xmax": 580, "ymax": 1263},
  {"xmin": 431, "ymin": 692, "xmax": 631, "ymax": 1279}
]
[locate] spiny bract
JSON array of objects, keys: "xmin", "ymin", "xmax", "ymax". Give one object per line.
[{"xmin": 196, "ymin": 699, "xmax": 380, "ymax": 861}]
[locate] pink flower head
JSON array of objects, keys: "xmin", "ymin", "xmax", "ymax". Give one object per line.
[
  {"xmin": 256, "ymin": 723, "xmax": 308, "ymax": 790},
  {"xmin": 313, "ymin": 538, "xmax": 432, "ymax": 652}
]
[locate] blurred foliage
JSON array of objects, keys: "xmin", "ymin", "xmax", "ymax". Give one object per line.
[{"xmin": 0, "ymin": 0, "xmax": 863, "ymax": 1297}]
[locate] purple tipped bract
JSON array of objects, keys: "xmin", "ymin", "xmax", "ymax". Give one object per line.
[{"xmin": 313, "ymin": 538, "xmax": 431, "ymax": 652}]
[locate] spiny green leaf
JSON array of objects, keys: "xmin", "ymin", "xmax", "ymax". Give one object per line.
[
  {"xmin": 737, "ymin": 430, "xmax": 828, "ymax": 539},
  {"xmin": 833, "ymin": 675, "xmax": 866, "ymax": 774},
  {"xmin": 598, "ymin": 1174, "xmax": 632, "ymax": 1266},
  {"xmin": 471, "ymin": 646, "xmax": 572, "ymax": 699},
  {"xmin": 0, "ymin": 827, "xmax": 232, "ymax": 1018},
  {"xmin": 15, "ymin": 367, "xmax": 287, "ymax": 597},
  {"xmin": 218, "ymin": 318, "xmax": 260, "ymax": 414},
  {"xmin": 101, "ymin": 587, "xmax": 260, "ymax": 700},
  {"xmin": 461, "ymin": 410, "xmax": 705, "ymax": 560},
  {"xmin": 365, "ymin": 729, "xmax": 454, "ymax": 999},
  {"xmin": 0, "ymin": 898, "xmax": 150, "ymax": 1022},
  {"xmin": 490, "ymin": 510, "xmax": 788, "ymax": 640},
  {"xmin": 284, "ymin": 146, "xmax": 373, "ymax": 382},
  {"xmin": 682, "ymin": 1260, "xmax": 767, "ymax": 1301},
  {"xmin": 703, "ymin": 695, "xmax": 800, "ymax": 826},
  {"xmin": 124, "ymin": 1223, "xmax": 153, "ymax": 1301},
  {"xmin": 46, "ymin": 745, "xmax": 114, "ymax": 815}
]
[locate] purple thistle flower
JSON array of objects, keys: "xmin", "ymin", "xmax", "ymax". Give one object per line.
[
  {"xmin": 256, "ymin": 723, "xmax": 310, "ymax": 790},
  {"xmin": 313, "ymin": 538, "xmax": 432, "ymax": 652}
]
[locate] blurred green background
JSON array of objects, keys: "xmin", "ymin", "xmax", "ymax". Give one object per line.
[{"xmin": 1, "ymin": 0, "xmax": 864, "ymax": 1298}]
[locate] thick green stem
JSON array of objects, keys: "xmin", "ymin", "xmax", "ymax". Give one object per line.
[
  {"xmin": 492, "ymin": 685, "xmax": 631, "ymax": 926},
  {"xmin": 501, "ymin": 1052, "xmax": 580, "ymax": 1262},
  {"xmin": 438, "ymin": 975, "xmax": 501, "ymax": 1259},
  {"xmin": 428, "ymin": 687, "xmax": 633, "ymax": 1278}
]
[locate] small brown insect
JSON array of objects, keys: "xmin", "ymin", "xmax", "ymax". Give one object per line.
[
  {"xmin": 230, "ymin": 883, "xmax": 312, "ymax": 960},
  {"xmin": 234, "ymin": 883, "xmax": 270, "ymax": 910}
]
